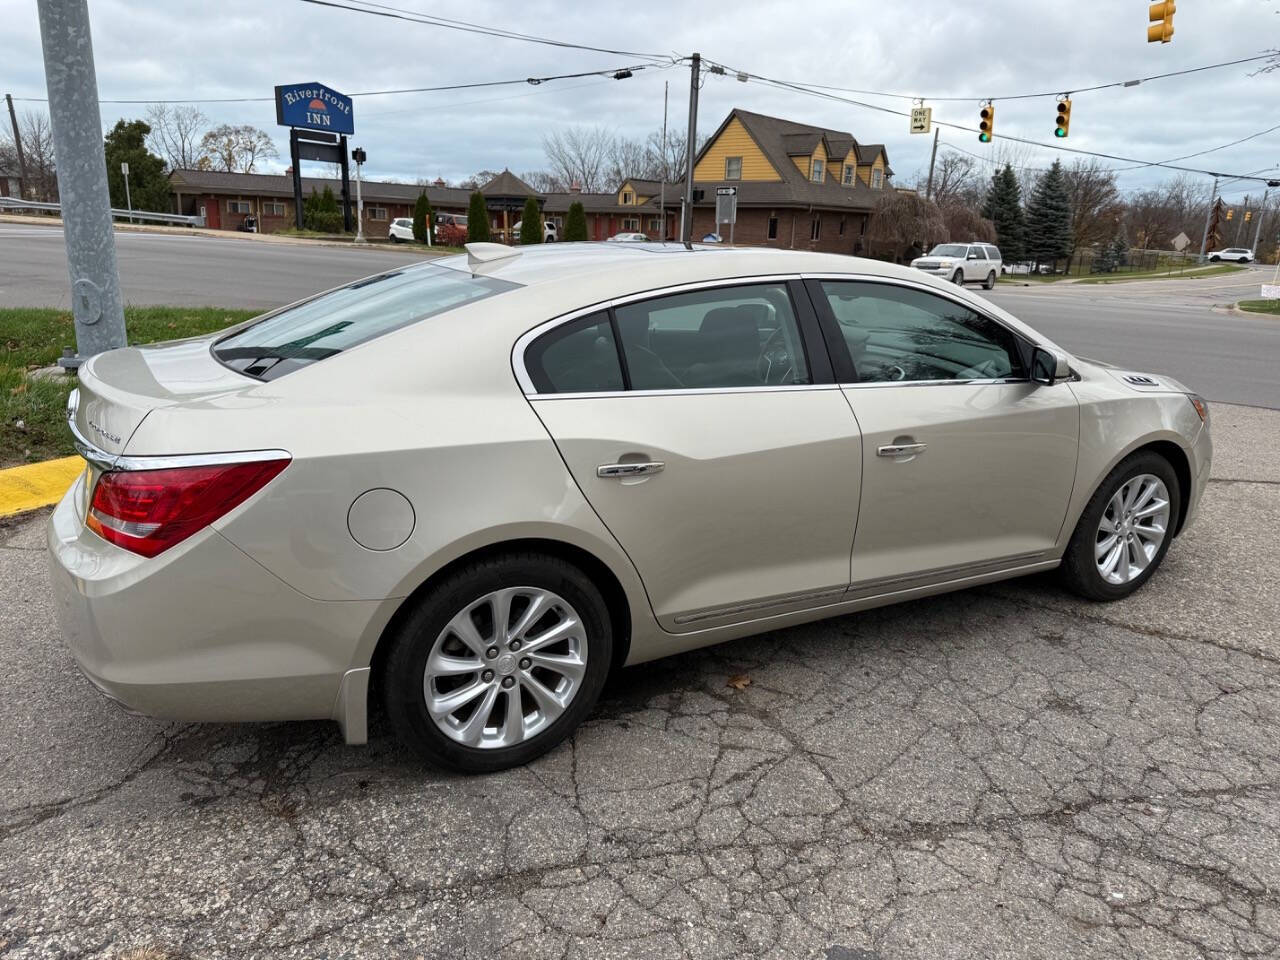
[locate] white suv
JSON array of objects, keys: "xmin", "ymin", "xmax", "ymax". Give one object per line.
[
  {"xmin": 1207, "ymin": 247, "xmax": 1253, "ymax": 263},
  {"xmin": 911, "ymin": 243, "xmax": 1002, "ymax": 290},
  {"xmin": 388, "ymin": 218, "xmax": 415, "ymax": 242}
]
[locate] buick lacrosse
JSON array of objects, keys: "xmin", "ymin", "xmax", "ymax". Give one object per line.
[{"xmin": 49, "ymin": 243, "xmax": 1211, "ymax": 772}]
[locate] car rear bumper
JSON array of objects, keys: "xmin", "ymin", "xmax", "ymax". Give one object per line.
[{"xmin": 46, "ymin": 471, "xmax": 389, "ymax": 743}]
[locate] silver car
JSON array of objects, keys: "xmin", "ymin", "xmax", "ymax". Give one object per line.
[{"xmin": 48, "ymin": 242, "xmax": 1212, "ymax": 772}]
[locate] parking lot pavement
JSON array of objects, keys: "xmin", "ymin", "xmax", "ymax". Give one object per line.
[{"xmin": 2, "ymin": 405, "xmax": 1277, "ymax": 960}]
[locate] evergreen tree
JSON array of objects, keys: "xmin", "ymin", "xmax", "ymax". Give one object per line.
[
  {"xmin": 1110, "ymin": 232, "xmax": 1129, "ymax": 267},
  {"xmin": 412, "ymin": 191, "xmax": 432, "ymax": 244},
  {"xmin": 980, "ymin": 164, "xmax": 1026, "ymax": 263},
  {"xmin": 467, "ymin": 191, "xmax": 491, "ymax": 242},
  {"xmin": 520, "ymin": 197, "xmax": 543, "ymax": 244},
  {"xmin": 1024, "ymin": 160, "xmax": 1071, "ymax": 270},
  {"xmin": 302, "ymin": 186, "xmax": 343, "ymax": 233},
  {"xmin": 564, "ymin": 201, "xmax": 588, "ymax": 242},
  {"xmin": 103, "ymin": 119, "xmax": 170, "ymax": 212}
]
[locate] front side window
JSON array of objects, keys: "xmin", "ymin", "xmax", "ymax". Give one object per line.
[
  {"xmin": 820, "ymin": 280, "xmax": 1025, "ymax": 384},
  {"xmin": 725, "ymin": 156, "xmax": 743, "ymax": 180},
  {"xmin": 811, "ymin": 158, "xmax": 824, "ymax": 182},
  {"xmin": 214, "ymin": 263, "xmax": 519, "ymax": 381},
  {"xmin": 614, "ymin": 284, "xmax": 810, "ymax": 390},
  {"xmin": 525, "ymin": 312, "xmax": 623, "ymax": 394}
]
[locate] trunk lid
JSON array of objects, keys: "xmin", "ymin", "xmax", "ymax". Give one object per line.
[{"xmin": 71, "ymin": 337, "xmax": 255, "ymax": 458}]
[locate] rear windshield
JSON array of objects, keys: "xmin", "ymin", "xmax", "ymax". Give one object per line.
[
  {"xmin": 213, "ymin": 262, "xmax": 518, "ymax": 381},
  {"xmin": 928, "ymin": 245, "xmax": 968, "ymax": 257}
]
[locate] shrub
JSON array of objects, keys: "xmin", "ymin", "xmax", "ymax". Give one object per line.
[
  {"xmin": 520, "ymin": 197, "xmax": 543, "ymax": 245},
  {"xmin": 412, "ymin": 192, "xmax": 433, "ymax": 244},
  {"xmin": 564, "ymin": 201, "xmax": 588, "ymax": 242},
  {"xmin": 466, "ymin": 192, "xmax": 491, "ymax": 242}
]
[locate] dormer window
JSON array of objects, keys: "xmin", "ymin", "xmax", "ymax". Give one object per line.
[
  {"xmin": 811, "ymin": 158, "xmax": 824, "ymax": 182},
  {"xmin": 842, "ymin": 164, "xmax": 854, "ymax": 185},
  {"xmin": 871, "ymin": 168, "xmax": 883, "ymax": 189},
  {"xmin": 622, "ymin": 191, "xmax": 634, "ymax": 205}
]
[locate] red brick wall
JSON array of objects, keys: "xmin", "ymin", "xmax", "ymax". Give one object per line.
[{"xmin": 686, "ymin": 207, "xmax": 867, "ymax": 255}]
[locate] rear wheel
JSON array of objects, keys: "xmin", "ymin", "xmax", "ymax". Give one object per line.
[
  {"xmin": 983, "ymin": 270, "xmax": 997, "ymax": 290},
  {"xmin": 1059, "ymin": 451, "xmax": 1181, "ymax": 601},
  {"xmin": 382, "ymin": 553, "xmax": 613, "ymax": 772},
  {"xmin": 952, "ymin": 270, "xmax": 965, "ymax": 285}
]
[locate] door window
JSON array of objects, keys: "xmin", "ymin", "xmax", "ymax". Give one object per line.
[
  {"xmin": 819, "ymin": 281, "xmax": 1025, "ymax": 384},
  {"xmin": 525, "ymin": 312, "xmax": 624, "ymax": 394},
  {"xmin": 614, "ymin": 284, "xmax": 810, "ymax": 390}
]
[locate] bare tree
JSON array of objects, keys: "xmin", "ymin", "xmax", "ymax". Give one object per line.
[
  {"xmin": 928, "ymin": 152, "xmax": 977, "ymax": 206},
  {"xmin": 144, "ymin": 104, "xmax": 207, "ymax": 170},
  {"xmin": 520, "ymin": 169, "xmax": 566, "ymax": 192},
  {"xmin": 867, "ymin": 191, "xmax": 947, "ymax": 262},
  {"xmin": 18, "ymin": 110, "xmax": 58, "ymax": 200},
  {"xmin": 940, "ymin": 201, "xmax": 996, "ymax": 243},
  {"xmin": 198, "ymin": 124, "xmax": 278, "ymax": 173},
  {"xmin": 542, "ymin": 126, "xmax": 613, "ymax": 193},
  {"xmin": 458, "ymin": 169, "xmax": 501, "ymax": 189},
  {"xmin": 1064, "ymin": 159, "xmax": 1123, "ymax": 258},
  {"xmin": 606, "ymin": 136, "xmax": 649, "ymax": 191}
]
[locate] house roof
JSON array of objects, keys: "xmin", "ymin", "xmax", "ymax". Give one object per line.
[
  {"xmin": 167, "ymin": 168, "xmax": 473, "ymax": 208},
  {"xmin": 686, "ymin": 108, "xmax": 885, "ymax": 212},
  {"xmin": 619, "ymin": 178, "xmax": 677, "ymax": 196},
  {"xmin": 543, "ymin": 192, "xmax": 662, "ymax": 214},
  {"xmin": 479, "ymin": 168, "xmax": 538, "ymax": 198}
]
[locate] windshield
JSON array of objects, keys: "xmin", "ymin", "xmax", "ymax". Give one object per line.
[
  {"xmin": 927, "ymin": 245, "xmax": 968, "ymax": 258},
  {"xmin": 213, "ymin": 262, "xmax": 519, "ymax": 381}
]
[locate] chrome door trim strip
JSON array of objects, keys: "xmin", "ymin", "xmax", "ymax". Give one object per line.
[
  {"xmin": 849, "ymin": 550, "xmax": 1050, "ymax": 595},
  {"xmin": 512, "ymin": 273, "xmax": 805, "ymax": 396},
  {"xmin": 673, "ymin": 586, "xmax": 849, "ymax": 625}
]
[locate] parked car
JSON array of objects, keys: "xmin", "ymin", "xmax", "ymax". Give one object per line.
[
  {"xmin": 607, "ymin": 232, "xmax": 650, "ymax": 242},
  {"xmin": 911, "ymin": 243, "xmax": 1003, "ymax": 289},
  {"xmin": 1207, "ymin": 247, "xmax": 1253, "ymax": 263},
  {"xmin": 388, "ymin": 217, "xmax": 415, "ymax": 242},
  {"xmin": 513, "ymin": 219, "xmax": 558, "ymax": 242},
  {"xmin": 50, "ymin": 244, "xmax": 1211, "ymax": 773},
  {"xmin": 701, "ymin": 232, "xmax": 723, "ymax": 243},
  {"xmin": 436, "ymin": 212, "xmax": 468, "ymax": 230}
]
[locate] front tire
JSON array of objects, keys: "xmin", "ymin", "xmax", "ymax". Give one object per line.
[
  {"xmin": 952, "ymin": 270, "xmax": 965, "ymax": 286},
  {"xmin": 1059, "ymin": 451, "xmax": 1181, "ymax": 601},
  {"xmin": 1210, "ymin": 255, "xmax": 1221, "ymax": 262},
  {"xmin": 382, "ymin": 553, "xmax": 613, "ymax": 773},
  {"xmin": 983, "ymin": 270, "xmax": 997, "ymax": 290}
]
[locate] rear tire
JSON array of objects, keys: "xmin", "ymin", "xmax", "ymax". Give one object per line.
[
  {"xmin": 382, "ymin": 553, "xmax": 613, "ymax": 773},
  {"xmin": 983, "ymin": 270, "xmax": 996, "ymax": 290},
  {"xmin": 1059, "ymin": 451, "xmax": 1181, "ymax": 602}
]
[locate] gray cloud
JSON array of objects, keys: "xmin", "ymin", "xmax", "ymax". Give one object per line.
[{"xmin": 4, "ymin": 0, "xmax": 1278, "ymax": 201}]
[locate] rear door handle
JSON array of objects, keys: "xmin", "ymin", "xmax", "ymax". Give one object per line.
[
  {"xmin": 598, "ymin": 461, "xmax": 665, "ymax": 478},
  {"xmin": 877, "ymin": 442, "xmax": 927, "ymax": 458}
]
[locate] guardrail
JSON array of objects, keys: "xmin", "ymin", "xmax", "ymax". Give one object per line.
[{"xmin": 0, "ymin": 196, "xmax": 205, "ymax": 228}]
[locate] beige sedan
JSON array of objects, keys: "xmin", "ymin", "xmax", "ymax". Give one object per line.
[{"xmin": 48, "ymin": 242, "xmax": 1212, "ymax": 772}]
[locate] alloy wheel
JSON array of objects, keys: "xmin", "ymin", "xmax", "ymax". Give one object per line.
[
  {"xmin": 423, "ymin": 587, "xmax": 588, "ymax": 749},
  {"xmin": 1094, "ymin": 474, "xmax": 1170, "ymax": 585}
]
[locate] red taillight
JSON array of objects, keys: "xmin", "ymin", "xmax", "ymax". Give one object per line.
[{"xmin": 86, "ymin": 458, "xmax": 288, "ymax": 557}]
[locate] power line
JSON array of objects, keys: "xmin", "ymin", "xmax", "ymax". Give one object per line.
[{"xmin": 763, "ymin": 53, "xmax": 1276, "ymax": 104}]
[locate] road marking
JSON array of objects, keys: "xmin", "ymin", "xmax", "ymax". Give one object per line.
[{"xmin": 0, "ymin": 456, "xmax": 83, "ymax": 518}]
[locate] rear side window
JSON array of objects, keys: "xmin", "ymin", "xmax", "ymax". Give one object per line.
[
  {"xmin": 213, "ymin": 263, "xmax": 518, "ymax": 381},
  {"xmin": 984, "ymin": 245, "xmax": 1001, "ymax": 260},
  {"xmin": 525, "ymin": 313, "xmax": 624, "ymax": 394}
]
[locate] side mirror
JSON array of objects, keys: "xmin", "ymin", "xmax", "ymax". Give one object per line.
[
  {"xmin": 1031, "ymin": 347, "xmax": 1071, "ymax": 385},
  {"xmin": 967, "ymin": 251, "xmax": 980, "ymax": 260}
]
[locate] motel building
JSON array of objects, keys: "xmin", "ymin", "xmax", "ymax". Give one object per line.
[{"xmin": 167, "ymin": 108, "xmax": 891, "ymax": 250}]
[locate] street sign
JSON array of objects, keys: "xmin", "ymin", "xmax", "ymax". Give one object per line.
[
  {"xmin": 910, "ymin": 107, "xmax": 932, "ymax": 134},
  {"xmin": 715, "ymin": 186, "xmax": 737, "ymax": 225},
  {"xmin": 274, "ymin": 82, "xmax": 354, "ymax": 135},
  {"xmin": 119, "ymin": 161, "xmax": 128, "ymax": 175},
  {"xmin": 1170, "ymin": 232, "xmax": 1190, "ymax": 252}
]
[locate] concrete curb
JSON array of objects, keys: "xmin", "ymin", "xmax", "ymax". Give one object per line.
[{"xmin": 0, "ymin": 456, "xmax": 83, "ymax": 518}]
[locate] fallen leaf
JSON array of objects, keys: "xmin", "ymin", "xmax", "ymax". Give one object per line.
[
  {"xmin": 10, "ymin": 383, "xmax": 27, "ymax": 395},
  {"xmin": 726, "ymin": 674, "xmax": 751, "ymax": 691}
]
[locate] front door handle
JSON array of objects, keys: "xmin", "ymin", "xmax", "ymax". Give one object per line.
[
  {"xmin": 597, "ymin": 461, "xmax": 665, "ymax": 478},
  {"xmin": 877, "ymin": 442, "xmax": 927, "ymax": 458}
]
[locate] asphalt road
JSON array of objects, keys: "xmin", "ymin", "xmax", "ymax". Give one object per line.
[
  {"xmin": 3, "ymin": 223, "xmax": 1278, "ymax": 407},
  {"xmin": 2, "ymin": 404, "xmax": 1279, "ymax": 959}
]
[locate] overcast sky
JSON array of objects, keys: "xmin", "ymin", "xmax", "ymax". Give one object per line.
[{"xmin": 4, "ymin": 0, "xmax": 1278, "ymax": 202}]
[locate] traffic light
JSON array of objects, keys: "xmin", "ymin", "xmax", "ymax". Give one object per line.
[
  {"xmin": 1245, "ymin": 210, "xmax": 1253, "ymax": 223},
  {"xmin": 1226, "ymin": 208, "xmax": 1234, "ymax": 221},
  {"xmin": 979, "ymin": 102, "xmax": 995, "ymax": 143},
  {"xmin": 1054, "ymin": 98, "xmax": 1072, "ymax": 138},
  {"xmin": 1148, "ymin": 1, "xmax": 1175, "ymax": 43}
]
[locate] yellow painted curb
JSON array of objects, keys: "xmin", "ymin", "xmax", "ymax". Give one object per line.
[{"xmin": 0, "ymin": 456, "xmax": 84, "ymax": 518}]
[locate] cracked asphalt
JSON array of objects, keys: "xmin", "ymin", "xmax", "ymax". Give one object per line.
[{"xmin": 2, "ymin": 403, "xmax": 1278, "ymax": 960}]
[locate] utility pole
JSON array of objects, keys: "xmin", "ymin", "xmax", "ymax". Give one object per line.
[
  {"xmin": 924, "ymin": 127, "xmax": 940, "ymax": 200},
  {"xmin": 1198, "ymin": 176, "xmax": 1218, "ymax": 263},
  {"xmin": 1252, "ymin": 189, "xmax": 1268, "ymax": 255},
  {"xmin": 681, "ymin": 53, "xmax": 701, "ymax": 248},
  {"xmin": 5, "ymin": 94, "xmax": 28, "ymax": 198},
  {"xmin": 1235, "ymin": 193, "xmax": 1250, "ymax": 246},
  {"xmin": 659, "ymin": 80, "xmax": 668, "ymax": 241},
  {"xmin": 35, "ymin": 0, "xmax": 126, "ymax": 363}
]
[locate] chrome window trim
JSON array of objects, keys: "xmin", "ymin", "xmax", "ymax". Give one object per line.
[
  {"xmin": 802, "ymin": 271, "xmax": 1041, "ymax": 388},
  {"xmin": 512, "ymin": 273, "xmax": 807, "ymax": 396},
  {"xmin": 529, "ymin": 383, "xmax": 843, "ymax": 402}
]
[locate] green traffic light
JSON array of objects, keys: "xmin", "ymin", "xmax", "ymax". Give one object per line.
[
  {"xmin": 979, "ymin": 133, "xmax": 991, "ymax": 143},
  {"xmin": 1054, "ymin": 128, "xmax": 1066, "ymax": 138}
]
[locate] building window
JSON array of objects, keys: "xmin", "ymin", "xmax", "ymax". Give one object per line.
[
  {"xmin": 227, "ymin": 200, "xmax": 251, "ymax": 214},
  {"xmin": 367, "ymin": 206, "xmax": 387, "ymax": 221},
  {"xmin": 871, "ymin": 168, "xmax": 883, "ymax": 189},
  {"xmin": 550, "ymin": 215, "xmax": 564, "ymax": 229},
  {"xmin": 648, "ymin": 217, "xmax": 663, "ymax": 232},
  {"xmin": 838, "ymin": 215, "xmax": 846, "ymax": 237},
  {"xmin": 622, "ymin": 191, "xmax": 634, "ymax": 205},
  {"xmin": 263, "ymin": 201, "xmax": 286, "ymax": 216},
  {"xmin": 767, "ymin": 215, "xmax": 778, "ymax": 240},
  {"xmin": 811, "ymin": 158, "xmax": 824, "ymax": 182},
  {"xmin": 842, "ymin": 165, "xmax": 853, "ymax": 185},
  {"xmin": 810, "ymin": 214, "xmax": 821, "ymax": 241},
  {"xmin": 622, "ymin": 217, "xmax": 640, "ymax": 231},
  {"xmin": 725, "ymin": 156, "xmax": 742, "ymax": 180}
]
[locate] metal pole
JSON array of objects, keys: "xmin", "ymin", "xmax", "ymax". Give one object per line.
[
  {"xmin": 290, "ymin": 130, "xmax": 304, "ymax": 230},
  {"xmin": 1252, "ymin": 189, "xmax": 1268, "ymax": 255},
  {"xmin": 353, "ymin": 153, "xmax": 365, "ymax": 244},
  {"xmin": 1198, "ymin": 176, "xmax": 1217, "ymax": 263},
  {"xmin": 659, "ymin": 80, "xmax": 667, "ymax": 241},
  {"xmin": 339, "ymin": 134, "xmax": 352, "ymax": 233},
  {"xmin": 35, "ymin": 0, "xmax": 126, "ymax": 362},
  {"xmin": 1235, "ymin": 194, "xmax": 1249, "ymax": 246},
  {"xmin": 122, "ymin": 162, "xmax": 132, "ymax": 224},
  {"xmin": 924, "ymin": 126, "xmax": 940, "ymax": 200},
  {"xmin": 5, "ymin": 94, "xmax": 28, "ymax": 199},
  {"xmin": 681, "ymin": 53, "xmax": 700, "ymax": 248}
]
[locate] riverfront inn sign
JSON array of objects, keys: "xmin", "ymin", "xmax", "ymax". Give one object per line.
[{"xmin": 274, "ymin": 82, "xmax": 355, "ymax": 136}]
